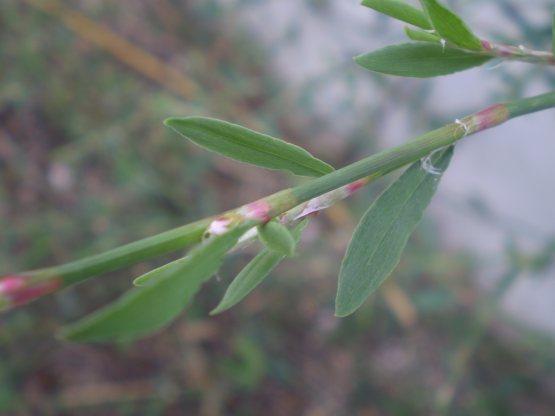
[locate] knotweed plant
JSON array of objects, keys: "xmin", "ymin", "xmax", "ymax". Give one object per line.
[{"xmin": 2, "ymin": 0, "xmax": 555, "ymax": 342}]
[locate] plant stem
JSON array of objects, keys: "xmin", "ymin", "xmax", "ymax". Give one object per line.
[
  {"xmin": 506, "ymin": 91, "xmax": 555, "ymax": 117},
  {"xmin": 34, "ymin": 220, "xmax": 212, "ymax": 284},
  {"xmin": 481, "ymin": 41, "xmax": 555, "ymax": 66},
  {"xmin": 2, "ymin": 91, "xmax": 555, "ymax": 310}
]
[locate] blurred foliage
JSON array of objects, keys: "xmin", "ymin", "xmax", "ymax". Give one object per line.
[{"xmin": 1, "ymin": 0, "xmax": 554, "ymax": 415}]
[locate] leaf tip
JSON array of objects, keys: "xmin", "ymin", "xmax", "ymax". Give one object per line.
[
  {"xmin": 334, "ymin": 305, "xmax": 356, "ymax": 318},
  {"xmin": 57, "ymin": 318, "xmax": 104, "ymax": 343},
  {"xmin": 334, "ymin": 297, "xmax": 358, "ymax": 318},
  {"xmin": 164, "ymin": 116, "xmax": 198, "ymax": 129},
  {"xmin": 163, "ymin": 117, "xmax": 176, "ymax": 127},
  {"xmin": 208, "ymin": 306, "xmax": 225, "ymax": 316},
  {"xmin": 132, "ymin": 276, "xmax": 147, "ymax": 286},
  {"xmin": 56, "ymin": 326, "xmax": 82, "ymax": 343}
]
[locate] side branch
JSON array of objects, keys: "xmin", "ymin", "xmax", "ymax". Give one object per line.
[
  {"xmin": 481, "ymin": 40, "xmax": 555, "ymax": 66},
  {"xmin": 2, "ymin": 91, "xmax": 555, "ymax": 311}
]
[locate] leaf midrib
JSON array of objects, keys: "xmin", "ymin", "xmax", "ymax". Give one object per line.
[
  {"xmin": 193, "ymin": 122, "xmax": 332, "ymax": 176},
  {"xmin": 363, "ymin": 170, "xmax": 428, "ymax": 269},
  {"xmin": 347, "ymin": 165, "xmax": 429, "ymax": 278}
]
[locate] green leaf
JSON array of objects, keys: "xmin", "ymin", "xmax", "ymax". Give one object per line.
[
  {"xmin": 355, "ymin": 43, "xmax": 491, "ymax": 78},
  {"xmin": 336, "ymin": 147, "xmax": 454, "ymax": 317},
  {"xmin": 164, "ymin": 117, "xmax": 334, "ymax": 177},
  {"xmin": 257, "ymin": 220, "xmax": 296, "ymax": 257},
  {"xmin": 211, "ymin": 220, "xmax": 308, "ymax": 315},
  {"xmin": 404, "ymin": 26, "xmax": 441, "ymax": 44},
  {"xmin": 61, "ymin": 225, "xmax": 250, "ymax": 343},
  {"xmin": 361, "ymin": 0, "xmax": 432, "ymax": 30},
  {"xmin": 132, "ymin": 259, "xmax": 180, "ymax": 286},
  {"xmin": 420, "ymin": 0, "xmax": 482, "ymax": 51}
]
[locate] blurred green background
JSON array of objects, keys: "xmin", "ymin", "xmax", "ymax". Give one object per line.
[{"xmin": 1, "ymin": 0, "xmax": 555, "ymax": 415}]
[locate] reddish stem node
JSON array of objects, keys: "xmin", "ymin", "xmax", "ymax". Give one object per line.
[{"xmin": 0, "ymin": 274, "xmax": 62, "ymax": 310}]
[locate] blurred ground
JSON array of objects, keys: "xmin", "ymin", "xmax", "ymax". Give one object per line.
[{"xmin": 1, "ymin": 0, "xmax": 555, "ymax": 415}]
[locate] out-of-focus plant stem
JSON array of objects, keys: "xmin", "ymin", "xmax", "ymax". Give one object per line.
[
  {"xmin": 27, "ymin": 0, "xmax": 197, "ymax": 99},
  {"xmin": 2, "ymin": 91, "xmax": 555, "ymax": 311},
  {"xmin": 433, "ymin": 267, "xmax": 520, "ymax": 415}
]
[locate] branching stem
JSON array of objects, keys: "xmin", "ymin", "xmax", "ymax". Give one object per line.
[
  {"xmin": 481, "ymin": 40, "xmax": 555, "ymax": 66},
  {"xmin": 2, "ymin": 91, "xmax": 555, "ymax": 310}
]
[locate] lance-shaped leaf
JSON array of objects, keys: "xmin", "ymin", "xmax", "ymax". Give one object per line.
[
  {"xmin": 420, "ymin": 0, "xmax": 482, "ymax": 51},
  {"xmin": 61, "ymin": 225, "xmax": 250, "ymax": 343},
  {"xmin": 404, "ymin": 27, "xmax": 441, "ymax": 44},
  {"xmin": 133, "ymin": 259, "xmax": 180, "ymax": 286},
  {"xmin": 336, "ymin": 147, "xmax": 454, "ymax": 317},
  {"xmin": 361, "ymin": 0, "xmax": 432, "ymax": 30},
  {"xmin": 164, "ymin": 117, "xmax": 334, "ymax": 177},
  {"xmin": 211, "ymin": 220, "xmax": 308, "ymax": 315},
  {"xmin": 355, "ymin": 43, "xmax": 491, "ymax": 78}
]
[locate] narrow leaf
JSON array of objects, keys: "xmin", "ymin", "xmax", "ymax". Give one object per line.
[
  {"xmin": 361, "ymin": 0, "xmax": 432, "ymax": 30},
  {"xmin": 336, "ymin": 147, "xmax": 454, "ymax": 317},
  {"xmin": 61, "ymin": 225, "xmax": 249, "ymax": 343},
  {"xmin": 211, "ymin": 220, "xmax": 308, "ymax": 315},
  {"xmin": 257, "ymin": 220, "xmax": 296, "ymax": 257},
  {"xmin": 420, "ymin": 0, "xmax": 482, "ymax": 51},
  {"xmin": 404, "ymin": 27, "xmax": 441, "ymax": 44},
  {"xmin": 355, "ymin": 43, "xmax": 491, "ymax": 78},
  {"xmin": 164, "ymin": 117, "xmax": 334, "ymax": 177},
  {"xmin": 133, "ymin": 255, "xmax": 188, "ymax": 286}
]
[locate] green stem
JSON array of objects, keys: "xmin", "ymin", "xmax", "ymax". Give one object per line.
[
  {"xmin": 291, "ymin": 123, "xmax": 462, "ymax": 204},
  {"xmin": 2, "ymin": 91, "xmax": 555, "ymax": 310},
  {"xmin": 482, "ymin": 41, "xmax": 555, "ymax": 66},
  {"xmin": 506, "ymin": 91, "xmax": 555, "ymax": 117},
  {"xmin": 31, "ymin": 219, "xmax": 211, "ymax": 285}
]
